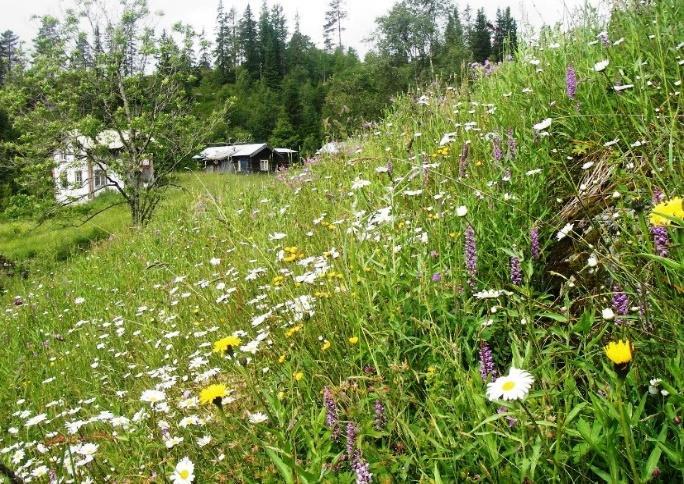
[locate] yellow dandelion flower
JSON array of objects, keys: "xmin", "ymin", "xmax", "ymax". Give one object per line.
[
  {"xmin": 321, "ymin": 339, "xmax": 331, "ymax": 351},
  {"xmin": 285, "ymin": 324, "xmax": 303, "ymax": 338},
  {"xmin": 278, "ymin": 354, "xmax": 286, "ymax": 363},
  {"xmin": 199, "ymin": 384, "xmax": 227, "ymax": 406},
  {"xmin": 650, "ymin": 197, "xmax": 684, "ymax": 226},
  {"xmin": 293, "ymin": 371, "xmax": 304, "ymax": 381},
  {"xmin": 348, "ymin": 336, "xmax": 359, "ymax": 345},
  {"xmin": 604, "ymin": 340, "xmax": 633, "ymax": 365},
  {"xmin": 213, "ymin": 336, "xmax": 242, "ymax": 354}
]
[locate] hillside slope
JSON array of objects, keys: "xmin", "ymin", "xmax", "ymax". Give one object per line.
[{"xmin": 1, "ymin": 1, "xmax": 683, "ymax": 482}]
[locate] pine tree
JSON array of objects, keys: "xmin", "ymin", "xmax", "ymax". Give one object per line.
[
  {"xmin": 70, "ymin": 32, "xmax": 92, "ymax": 69},
  {"xmin": 157, "ymin": 30, "xmax": 178, "ymax": 75},
  {"xmin": 271, "ymin": 4, "xmax": 288, "ymax": 78},
  {"xmin": 33, "ymin": 16, "xmax": 64, "ymax": 65},
  {"xmin": 258, "ymin": 1, "xmax": 279, "ymax": 86},
  {"xmin": 0, "ymin": 30, "xmax": 21, "ymax": 85},
  {"xmin": 469, "ymin": 8, "xmax": 491, "ymax": 63},
  {"xmin": 492, "ymin": 7, "xmax": 517, "ymax": 62},
  {"xmin": 239, "ymin": 4, "xmax": 260, "ymax": 80},
  {"xmin": 215, "ymin": 0, "xmax": 231, "ymax": 79},
  {"xmin": 441, "ymin": 7, "xmax": 468, "ymax": 76},
  {"xmin": 324, "ymin": 0, "xmax": 348, "ymax": 52},
  {"xmin": 198, "ymin": 30, "xmax": 212, "ymax": 69}
]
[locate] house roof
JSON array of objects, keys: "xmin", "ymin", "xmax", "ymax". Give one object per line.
[
  {"xmin": 64, "ymin": 129, "xmax": 133, "ymax": 150},
  {"xmin": 199, "ymin": 143, "xmax": 269, "ymax": 161},
  {"xmin": 274, "ymin": 148, "xmax": 298, "ymax": 154}
]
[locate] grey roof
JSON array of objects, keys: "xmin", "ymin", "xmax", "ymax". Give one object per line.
[
  {"xmin": 274, "ymin": 148, "xmax": 298, "ymax": 154},
  {"xmin": 199, "ymin": 143, "xmax": 269, "ymax": 161}
]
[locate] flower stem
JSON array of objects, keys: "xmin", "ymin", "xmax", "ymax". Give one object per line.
[{"xmin": 615, "ymin": 377, "xmax": 640, "ymax": 483}]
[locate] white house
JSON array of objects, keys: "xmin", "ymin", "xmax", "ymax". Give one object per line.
[{"xmin": 52, "ymin": 130, "xmax": 127, "ymax": 204}]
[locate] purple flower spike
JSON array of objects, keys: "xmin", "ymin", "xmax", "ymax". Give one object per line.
[
  {"xmin": 650, "ymin": 225, "xmax": 669, "ymax": 257},
  {"xmin": 530, "ymin": 226, "xmax": 540, "ymax": 260},
  {"xmin": 323, "ymin": 387, "xmax": 340, "ymax": 441},
  {"xmin": 612, "ymin": 284, "xmax": 630, "ymax": 325},
  {"xmin": 492, "ymin": 137, "xmax": 502, "ymax": 162},
  {"xmin": 479, "ymin": 342, "xmax": 497, "ymax": 381},
  {"xmin": 465, "ymin": 225, "xmax": 477, "ymax": 288},
  {"xmin": 510, "ymin": 257, "xmax": 522, "ymax": 286},
  {"xmin": 652, "ymin": 188, "xmax": 665, "ymax": 205},
  {"xmin": 459, "ymin": 144, "xmax": 469, "ymax": 178},
  {"xmin": 374, "ymin": 400, "xmax": 386, "ymax": 431},
  {"xmin": 507, "ymin": 129, "xmax": 516, "ymax": 158},
  {"xmin": 352, "ymin": 455, "xmax": 373, "ymax": 484},
  {"xmin": 346, "ymin": 422, "xmax": 358, "ymax": 459},
  {"xmin": 566, "ymin": 64, "xmax": 577, "ymax": 99}
]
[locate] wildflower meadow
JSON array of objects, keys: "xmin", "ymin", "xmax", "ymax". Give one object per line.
[{"xmin": 1, "ymin": 0, "xmax": 683, "ymax": 482}]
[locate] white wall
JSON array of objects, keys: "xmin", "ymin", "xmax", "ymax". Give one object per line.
[{"xmin": 53, "ymin": 150, "xmax": 124, "ymax": 204}]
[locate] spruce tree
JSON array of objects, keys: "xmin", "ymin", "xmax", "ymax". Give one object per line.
[
  {"xmin": 469, "ymin": 8, "xmax": 491, "ymax": 63},
  {"xmin": 258, "ymin": 1, "xmax": 279, "ymax": 86},
  {"xmin": 198, "ymin": 30, "xmax": 212, "ymax": 69},
  {"xmin": 239, "ymin": 4, "xmax": 260, "ymax": 80},
  {"xmin": 215, "ymin": 0, "xmax": 229, "ymax": 77},
  {"xmin": 70, "ymin": 32, "xmax": 92, "ymax": 69},
  {"xmin": 0, "ymin": 30, "xmax": 20, "ymax": 85},
  {"xmin": 324, "ymin": 0, "xmax": 348, "ymax": 52},
  {"xmin": 33, "ymin": 16, "xmax": 64, "ymax": 65}
]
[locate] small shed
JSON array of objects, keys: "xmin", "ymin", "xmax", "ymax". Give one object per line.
[
  {"xmin": 197, "ymin": 143, "xmax": 298, "ymax": 174},
  {"xmin": 273, "ymin": 148, "xmax": 299, "ymax": 169}
]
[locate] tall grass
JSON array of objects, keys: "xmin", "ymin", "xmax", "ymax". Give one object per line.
[{"xmin": 0, "ymin": 1, "xmax": 682, "ymax": 482}]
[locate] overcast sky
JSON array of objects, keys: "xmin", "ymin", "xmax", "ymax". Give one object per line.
[{"xmin": 1, "ymin": 0, "xmax": 605, "ymax": 57}]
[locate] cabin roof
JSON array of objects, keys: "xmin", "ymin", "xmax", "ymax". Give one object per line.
[
  {"xmin": 274, "ymin": 148, "xmax": 298, "ymax": 154},
  {"xmin": 199, "ymin": 143, "xmax": 269, "ymax": 161}
]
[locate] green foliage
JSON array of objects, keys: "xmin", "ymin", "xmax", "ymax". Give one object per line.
[{"xmin": 0, "ymin": 1, "xmax": 682, "ymax": 482}]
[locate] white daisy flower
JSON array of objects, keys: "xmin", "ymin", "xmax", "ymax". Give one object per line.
[
  {"xmin": 594, "ymin": 60, "xmax": 609, "ymax": 72},
  {"xmin": 351, "ymin": 178, "xmax": 371, "ymax": 190},
  {"xmin": 456, "ymin": 206, "xmax": 468, "ymax": 217},
  {"xmin": 25, "ymin": 413, "xmax": 48, "ymax": 427},
  {"xmin": 171, "ymin": 457, "xmax": 195, "ymax": 484},
  {"xmin": 601, "ymin": 308, "xmax": 615, "ymax": 320},
  {"xmin": 140, "ymin": 389, "xmax": 166, "ymax": 405},
  {"xmin": 248, "ymin": 411, "xmax": 269, "ymax": 424},
  {"xmin": 486, "ymin": 367, "xmax": 534, "ymax": 401},
  {"xmin": 533, "ymin": 118, "xmax": 552, "ymax": 131},
  {"xmin": 556, "ymin": 223, "xmax": 574, "ymax": 241}
]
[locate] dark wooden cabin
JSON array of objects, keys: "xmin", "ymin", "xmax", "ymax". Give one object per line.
[{"xmin": 197, "ymin": 143, "xmax": 298, "ymax": 174}]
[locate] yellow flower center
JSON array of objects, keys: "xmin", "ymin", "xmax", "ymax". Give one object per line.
[
  {"xmin": 179, "ymin": 470, "xmax": 190, "ymax": 479},
  {"xmin": 502, "ymin": 381, "xmax": 516, "ymax": 391}
]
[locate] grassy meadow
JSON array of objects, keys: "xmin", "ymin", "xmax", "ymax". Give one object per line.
[
  {"xmin": 0, "ymin": 192, "xmax": 129, "ymax": 268},
  {"xmin": 1, "ymin": 1, "xmax": 683, "ymax": 482}
]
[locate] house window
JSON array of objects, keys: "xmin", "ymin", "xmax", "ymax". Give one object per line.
[
  {"xmin": 75, "ymin": 170, "xmax": 83, "ymax": 186},
  {"xmin": 260, "ymin": 160, "xmax": 269, "ymax": 172},
  {"xmin": 94, "ymin": 170, "xmax": 107, "ymax": 188},
  {"xmin": 60, "ymin": 172, "xmax": 68, "ymax": 189}
]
